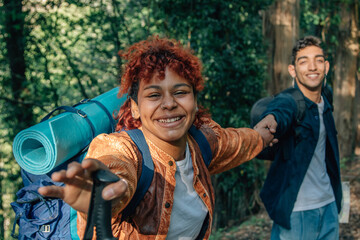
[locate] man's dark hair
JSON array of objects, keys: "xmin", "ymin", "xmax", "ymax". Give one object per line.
[{"xmin": 291, "ymin": 36, "xmax": 325, "ymax": 65}]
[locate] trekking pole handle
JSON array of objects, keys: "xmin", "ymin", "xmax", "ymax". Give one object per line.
[{"xmin": 92, "ymin": 169, "xmax": 119, "ymax": 240}]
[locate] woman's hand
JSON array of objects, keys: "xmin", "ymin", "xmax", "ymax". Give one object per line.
[
  {"xmin": 38, "ymin": 158, "xmax": 128, "ymax": 213},
  {"xmin": 254, "ymin": 114, "xmax": 278, "ymax": 148}
]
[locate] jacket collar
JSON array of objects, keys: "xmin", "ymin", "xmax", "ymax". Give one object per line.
[{"xmin": 293, "ymin": 81, "xmax": 332, "ymax": 112}]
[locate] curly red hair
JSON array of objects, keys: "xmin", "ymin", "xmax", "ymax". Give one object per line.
[{"xmin": 115, "ymin": 36, "xmax": 210, "ymax": 131}]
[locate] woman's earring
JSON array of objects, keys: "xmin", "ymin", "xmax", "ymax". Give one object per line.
[
  {"xmin": 132, "ymin": 111, "xmax": 140, "ymax": 120},
  {"xmin": 130, "ymin": 98, "xmax": 140, "ymax": 120},
  {"xmin": 324, "ymin": 74, "xmax": 327, "ymax": 85},
  {"xmin": 292, "ymin": 77, "xmax": 295, "ymax": 87}
]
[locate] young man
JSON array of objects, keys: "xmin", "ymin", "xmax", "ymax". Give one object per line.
[{"xmin": 256, "ymin": 36, "xmax": 342, "ymax": 240}]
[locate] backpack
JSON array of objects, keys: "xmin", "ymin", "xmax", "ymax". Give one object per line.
[
  {"xmin": 11, "ymin": 116, "xmax": 212, "ymax": 239},
  {"xmin": 250, "ymin": 85, "xmax": 333, "ymax": 160},
  {"xmin": 11, "ymin": 93, "xmax": 121, "ymax": 240},
  {"xmin": 250, "ymin": 87, "xmax": 306, "ymax": 129}
]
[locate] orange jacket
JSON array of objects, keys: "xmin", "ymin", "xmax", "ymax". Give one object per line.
[{"xmin": 77, "ymin": 120, "xmax": 263, "ymax": 239}]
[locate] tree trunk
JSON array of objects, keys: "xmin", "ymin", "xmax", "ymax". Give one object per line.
[
  {"xmin": 333, "ymin": 1, "xmax": 359, "ymax": 159},
  {"xmin": 3, "ymin": 0, "xmax": 33, "ymax": 132},
  {"xmin": 2, "ymin": 1, "xmax": 32, "ymax": 238},
  {"xmin": 0, "ymin": 177, "xmax": 3, "ymax": 240},
  {"xmin": 355, "ymin": 71, "xmax": 360, "ymax": 156},
  {"xmin": 263, "ymin": 0, "xmax": 300, "ymax": 95}
]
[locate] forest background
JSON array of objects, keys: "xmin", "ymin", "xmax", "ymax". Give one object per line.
[{"xmin": 0, "ymin": 0, "xmax": 359, "ymax": 239}]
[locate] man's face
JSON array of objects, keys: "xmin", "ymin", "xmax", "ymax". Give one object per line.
[{"xmin": 288, "ymin": 45, "xmax": 329, "ymax": 92}]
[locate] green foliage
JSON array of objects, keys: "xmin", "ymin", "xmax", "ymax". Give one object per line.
[
  {"xmin": 146, "ymin": 0, "xmax": 272, "ymax": 229},
  {"xmin": 1, "ymin": 1, "xmax": 273, "ymax": 236},
  {"xmin": 16, "ymin": 0, "xmax": 360, "ymax": 237},
  {"xmin": 2, "ymin": 0, "xmax": 357, "ymax": 237},
  {"xmin": 299, "ymin": 0, "xmax": 344, "ymax": 85},
  {"xmin": 151, "ymin": 0, "xmax": 270, "ymax": 127}
]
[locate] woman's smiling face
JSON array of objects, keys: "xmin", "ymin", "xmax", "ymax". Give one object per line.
[{"xmin": 132, "ymin": 67, "xmax": 197, "ymax": 148}]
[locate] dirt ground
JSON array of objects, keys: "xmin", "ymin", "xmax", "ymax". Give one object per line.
[{"xmin": 217, "ymin": 156, "xmax": 360, "ymax": 240}]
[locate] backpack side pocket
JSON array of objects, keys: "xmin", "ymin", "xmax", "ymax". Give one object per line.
[{"xmin": 11, "ymin": 180, "xmax": 69, "ymax": 240}]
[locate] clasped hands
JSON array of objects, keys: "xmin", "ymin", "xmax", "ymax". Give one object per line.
[{"xmin": 253, "ymin": 114, "xmax": 278, "ymax": 148}]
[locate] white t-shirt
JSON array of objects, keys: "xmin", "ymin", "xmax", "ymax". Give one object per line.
[
  {"xmin": 166, "ymin": 143, "xmax": 208, "ymax": 240},
  {"xmin": 293, "ymin": 97, "xmax": 335, "ymax": 211}
]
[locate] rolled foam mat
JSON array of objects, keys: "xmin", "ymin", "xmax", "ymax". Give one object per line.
[{"xmin": 13, "ymin": 87, "xmax": 126, "ymax": 174}]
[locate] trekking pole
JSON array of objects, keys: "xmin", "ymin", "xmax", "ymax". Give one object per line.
[{"xmin": 84, "ymin": 169, "xmax": 119, "ymax": 240}]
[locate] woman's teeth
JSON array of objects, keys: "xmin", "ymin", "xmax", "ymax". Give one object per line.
[{"xmin": 158, "ymin": 117, "xmax": 180, "ymax": 123}]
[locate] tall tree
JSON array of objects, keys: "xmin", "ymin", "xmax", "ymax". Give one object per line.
[
  {"xmin": 333, "ymin": 0, "xmax": 359, "ymax": 159},
  {"xmin": 2, "ymin": 0, "xmax": 34, "ymax": 133},
  {"xmin": 356, "ymin": 71, "xmax": 360, "ymax": 156},
  {"xmin": 263, "ymin": 0, "xmax": 300, "ymax": 94},
  {"xmin": 1, "ymin": 1, "xmax": 32, "ymax": 239}
]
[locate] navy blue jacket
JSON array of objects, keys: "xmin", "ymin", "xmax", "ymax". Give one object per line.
[{"xmin": 259, "ymin": 86, "xmax": 342, "ymax": 229}]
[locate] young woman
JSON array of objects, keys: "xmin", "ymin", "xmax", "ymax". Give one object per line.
[{"xmin": 39, "ymin": 36, "xmax": 276, "ymax": 239}]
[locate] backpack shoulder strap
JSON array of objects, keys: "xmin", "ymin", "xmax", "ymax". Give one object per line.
[
  {"xmin": 188, "ymin": 125, "xmax": 212, "ymax": 167},
  {"xmin": 281, "ymin": 87, "xmax": 306, "ymax": 124},
  {"xmin": 121, "ymin": 129, "xmax": 154, "ymax": 221},
  {"xmin": 322, "ymin": 84, "xmax": 334, "ymax": 111},
  {"xmin": 121, "ymin": 125, "xmax": 212, "ymax": 221}
]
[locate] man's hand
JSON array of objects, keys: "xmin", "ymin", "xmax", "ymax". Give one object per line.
[
  {"xmin": 254, "ymin": 114, "xmax": 278, "ymax": 148},
  {"xmin": 38, "ymin": 159, "xmax": 128, "ymax": 213}
]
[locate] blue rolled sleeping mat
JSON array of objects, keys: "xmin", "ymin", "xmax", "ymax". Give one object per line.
[{"xmin": 13, "ymin": 87, "xmax": 127, "ymax": 175}]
